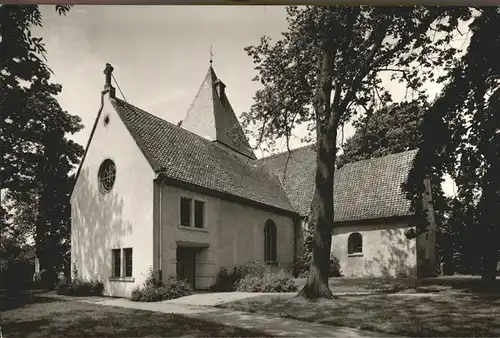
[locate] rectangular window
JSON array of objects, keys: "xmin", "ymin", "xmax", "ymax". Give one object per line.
[
  {"xmin": 180, "ymin": 197, "xmax": 192, "ymax": 226},
  {"xmin": 124, "ymin": 248, "xmax": 133, "ymax": 278},
  {"xmin": 112, "ymin": 249, "xmax": 121, "ymax": 277},
  {"xmin": 194, "ymin": 200, "xmax": 204, "ymax": 228}
]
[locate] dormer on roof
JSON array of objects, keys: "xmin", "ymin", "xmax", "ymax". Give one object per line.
[{"xmin": 180, "ymin": 65, "xmax": 256, "ymax": 159}]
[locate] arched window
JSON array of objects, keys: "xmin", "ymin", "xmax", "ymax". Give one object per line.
[
  {"xmin": 264, "ymin": 220, "xmax": 277, "ymax": 263},
  {"xmin": 98, "ymin": 159, "xmax": 116, "ymax": 193},
  {"xmin": 348, "ymin": 233, "xmax": 363, "ymax": 255}
]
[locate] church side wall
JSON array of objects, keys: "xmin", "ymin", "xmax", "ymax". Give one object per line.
[
  {"xmin": 331, "ymin": 220, "xmax": 417, "ymax": 277},
  {"xmin": 217, "ymin": 199, "xmax": 296, "ymax": 273},
  {"xmin": 70, "ymin": 97, "xmax": 155, "ymax": 298},
  {"xmin": 157, "ymin": 184, "xmax": 296, "ymax": 289}
]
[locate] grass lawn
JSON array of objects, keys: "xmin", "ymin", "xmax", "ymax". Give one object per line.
[
  {"xmin": 218, "ymin": 292, "xmax": 500, "ymax": 337},
  {"xmin": 1, "ymin": 294, "xmax": 269, "ymax": 337},
  {"xmin": 293, "ymin": 276, "xmax": 419, "ymax": 293},
  {"xmin": 293, "ymin": 276, "xmax": 500, "ymax": 294}
]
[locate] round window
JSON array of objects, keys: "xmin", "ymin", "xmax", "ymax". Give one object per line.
[{"xmin": 98, "ymin": 159, "xmax": 116, "ymax": 193}]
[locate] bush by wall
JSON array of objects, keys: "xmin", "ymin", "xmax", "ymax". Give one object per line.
[
  {"xmin": 56, "ymin": 277, "xmax": 104, "ymax": 296},
  {"xmin": 211, "ymin": 261, "xmax": 268, "ymax": 292},
  {"xmin": 55, "ymin": 269, "xmax": 104, "ymax": 296},
  {"xmin": 236, "ymin": 270, "xmax": 297, "ymax": 292},
  {"xmin": 211, "ymin": 261, "xmax": 297, "ymax": 292},
  {"xmin": 210, "ymin": 267, "xmax": 239, "ymax": 292},
  {"xmin": 130, "ymin": 269, "xmax": 192, "ymax": 302}
]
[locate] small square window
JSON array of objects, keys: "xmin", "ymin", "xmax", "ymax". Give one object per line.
[
  {"xmin": 180, "ymin": 197, "xmax": 192, "ymax": 226},
  {"xmin": 124, "ymin": 248, "xmax": 133, "ymax": 277},
  {"xmin": 194, "ymin": 200, "xmax": 204, "ymax": 228},
  {"xmin": 112, "ymin": 249, "xmax": 121, "ymax": 277}
]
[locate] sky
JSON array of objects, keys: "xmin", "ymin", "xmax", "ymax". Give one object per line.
[
  {"xmin": 36, "ymin": 6, "xmax": 291, "ymax": 148},
  {"xmin": 36, "ymin": 5, "xmax": 463, "ymax": 195}
]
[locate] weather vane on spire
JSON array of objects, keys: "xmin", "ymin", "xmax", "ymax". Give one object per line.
[{"xmin": 209, "ymin": 45, "xmax": 213, "ymax": 65}]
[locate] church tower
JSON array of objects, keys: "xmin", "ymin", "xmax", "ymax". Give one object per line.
[{"xmin": 179, "ymin": 65, "xmax": 256, "ymax": 159}]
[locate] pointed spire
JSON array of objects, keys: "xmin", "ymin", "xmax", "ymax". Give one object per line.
[
  {"xmin": 179, "ymin": 65, "xmax": 256, "ymax": 159},
  {"xmin": 209, "ymin": 46, "xmax": 213, "ymax": 65}
]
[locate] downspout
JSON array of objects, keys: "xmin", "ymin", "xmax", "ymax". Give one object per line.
[{"xmin": 157, "ymin": 173, "xmax": 167, "ymax": 282}]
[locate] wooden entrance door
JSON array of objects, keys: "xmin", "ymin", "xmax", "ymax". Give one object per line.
[{"xmin": 176, "ymin": 247, "xmax": 196, "ymax": 289}]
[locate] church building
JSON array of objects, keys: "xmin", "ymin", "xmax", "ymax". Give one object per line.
[{"xmin": 70, "ymin": 63, "xmax": 436, "ymax": 298}]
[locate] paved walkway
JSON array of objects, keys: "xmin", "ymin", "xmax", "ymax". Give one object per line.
[{"xmin": 42, "ymin": 292, "xmax": 405, "ymax": 337}]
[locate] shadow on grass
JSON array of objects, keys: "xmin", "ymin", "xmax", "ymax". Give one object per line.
[
  {"xmin": 218, "ymin": 292, "xmax": 500, "ymax": 337},
  {"xmin": 2, "ymin": 296, "xmax": 271, "ymax": 338},
  {"xmin": 418, "ymin": 277, "xmax": 500, "ymax": 294},
  {"xmin": 0, "ymin": 292, "xmax": 57, "ymax": 312},
  {"xmin": 294, "ymin": 276, "xmax": 500, "ymax": 295}
]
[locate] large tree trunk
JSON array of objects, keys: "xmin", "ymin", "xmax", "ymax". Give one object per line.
[
  {"xmin": 298, "ymin": 122, "xmax": 338, "ymax": 299},
  {"xmin": 298, "ymin": 45, "xmax": 339, "ymax": 298}
]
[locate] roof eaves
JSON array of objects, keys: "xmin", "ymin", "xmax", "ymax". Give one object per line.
[
  {"xmin": 70, "ymin": 89, "xmax": 108, "ymax": 197},
  {"xmin": 156, "ymin": 172, "xmax": 299, "ymax": 218}
]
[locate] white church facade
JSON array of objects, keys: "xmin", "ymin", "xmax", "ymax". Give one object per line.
[{"xmin": 70, "ymin": 63, "xmax": 436, "ymax": 297}]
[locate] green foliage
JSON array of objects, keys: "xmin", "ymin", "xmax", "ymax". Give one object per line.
[
  {"xmin": 335, "ymin": 101, "xmax": 457, "ymax": 273},
  {"xmin": 244, "ymin": 6, "xmax": 473, "ymax": 297},
  {"xmin": 56, "ymin": 270, "xmax": 104, "ymax": 296},
  {"xmin": 233, "ymin": 260, "xmax": 268, "ymax": 279},
  {"xmin": 211, "ymin": 261, "xmax": 276, "ymax": 292},
  {"xmin": 0, "ymin": 240, "xmax": 35, "ymax": 295},
  {"xmin": 211, "ymin": 267, "xmax": 240, "ymax": 292},
  {"xmin": 130, "ymin": 269, "xmax": 192, "ymax": 302},
  {"xmin": 337, "ymin": 102, "xmax": 424, "ymax": 168},
  {"xmin": 236, "ymin": 270, "xmax": 298, "ymax": 293},
  {"xmin": 243, "ymin": 6, "xmax": 472, "ymax": 151},
  {"xmin": 403, "ymin": 8, "xmax": 500, "ymax": 280},
  {"xmin": 1, "ymin": 5, "xmax": 83, "ymax": 284},
  {"xmin": 56, "ymin": 279, "xmax": 104, "ymax": 297}
]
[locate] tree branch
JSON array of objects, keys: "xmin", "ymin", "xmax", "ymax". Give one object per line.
[{"xmin": 341, "ymin": 10, "xmax": 446, "ymax": 112}]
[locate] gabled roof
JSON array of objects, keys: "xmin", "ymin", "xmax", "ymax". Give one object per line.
[
  {"xmin": 259, "ymin": 145, "xmax": 417, "ymax": 222},
  {"xmin": 111, "ymin": 98, "xmax": 294, "ymax": 214},
  {"xmin": 180, "ymin": 66, "xmax": 256, "ymax": 159}
]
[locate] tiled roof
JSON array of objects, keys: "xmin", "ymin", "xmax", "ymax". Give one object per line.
[
  {"xmin": 258, "ymin": 145, "xmax": 317, "ymax": 216},
  {"xmin": 180, "ymin": 66, "xmax": 256, "ymax": 159},
  {"xmin": 111, "ymin": 98, "xmax": 294, "ymax": 214},
  {"xmin": 259, "ymin": 145, "xmax": 417, "ymax": 222}
]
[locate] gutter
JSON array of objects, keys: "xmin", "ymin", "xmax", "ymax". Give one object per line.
[{"xmin": 156, "ymin": 173, "xmax": 167, "ymax": 282}]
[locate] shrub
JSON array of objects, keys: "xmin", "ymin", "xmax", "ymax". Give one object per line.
[
  {"xmin": 55, "ymin": 268, "xmax": 104, "ymax": 296},
  {"xmin": 236, "ymin": 270, "xmax": 297, "ymax": 292},
  {"xmin": 56, "ymin": 277, "xmax": 104, "ymax": 296},
  {"xmin": 130, "ymin": 270, "xmax": 192, "ymax": 302},
  {"xmin": 292, "ymin": 255, "xmax": 309, "ymax": 278},
  {"xmin": 329, "ymin": 256, "xmax": 342, "ymax": 277},
  {"xmin": 234, "ymin": 260, "xmax": 267, "ymax": 279},
  {"xmin": 210, "ymin": 268, "xmax": 239, "ymax": 292},
  {"xmin": 211, "ymin": 261, "xmax": 270, "ymax": 292}
]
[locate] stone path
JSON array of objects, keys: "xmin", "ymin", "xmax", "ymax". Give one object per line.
[
  {"xmin": 163, "ymin": 291, "xmax": 297, "ymax": 306},
  {"xmin": 41, "ymin": 292, "xmax": 406, "ymax": 337}
]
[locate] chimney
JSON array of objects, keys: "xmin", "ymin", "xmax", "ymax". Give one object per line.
[
  {"xmin": 103, "ymin": 63, "xmax": 115, "ymax": 98},
  {"xmin": 214, "ymin": 79, "xmax": 226, "ymax": 105}
]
